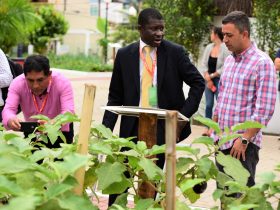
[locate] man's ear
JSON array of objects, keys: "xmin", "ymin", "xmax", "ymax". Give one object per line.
[{"xmin": 243, "ymin": 30, "xmax": 249, "ymax": 38}]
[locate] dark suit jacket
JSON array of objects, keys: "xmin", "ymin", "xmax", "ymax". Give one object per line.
[{"xmin": 102, "ymin": 40, "xmax": 205, "ymax": 145}]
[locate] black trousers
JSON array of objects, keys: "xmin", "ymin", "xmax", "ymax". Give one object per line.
[
  {"xmin": 0, "ymin": 106, "xmax": 3, "ymax": 122},
  {"xmin": 216, "ymin": 142, "xmax": 260, "ymax": 187},
  {"xmin": 24, "ymin": 122, "xmax": 74, "ymax": 149}
]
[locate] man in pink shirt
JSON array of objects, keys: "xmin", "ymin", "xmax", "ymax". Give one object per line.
[
  {"xmin": 213, "ymin": 11, "xmax": 276, "ymax": 187},
  {"xmin": 2, "ymin": 55, "xmax": 75, "ymax": 148}
]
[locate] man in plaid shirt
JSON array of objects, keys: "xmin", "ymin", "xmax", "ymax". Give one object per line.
[{"xmin": 213, "ymin": 11, "xmax": 277, "ymax": 187}]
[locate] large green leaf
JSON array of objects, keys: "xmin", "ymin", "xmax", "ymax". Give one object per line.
[
  {"xmin": 46, "ymin": 183, "xmax": 73, "ymax": 200},
  {"xmin": 0, "ymin": 154, "xmax": 34, "ymax": 174},
  {"xmin": 175, "ymin": 199, "xmax": 191, "ymax": 210},
  {"xmin": 113, "ymin": 193, "xmax": 128, "ymax": 208},
  {"xmin": 43, "ymin": 124, "xmax": 61, "ymax": 145},
  {"xmin": 228, "ymin": 204, "xmax": 259, "ymax": 210},
  {"xmin": 148, "ymin": 144, "xmax": 166, "ymax": 155},
  {"xmin": 218, "ymin": 134, "xmax": 241, "ymax": 147},
  {"xmin": 182, "ymin": 188, "xmax": 200, "ymax": 203},
  {"xmin": 92, "ymin": 124, "xmax": 113, "ymax": 139},
  {"xmin": 176, "ymin": 157, "xmax": 194, "ymax": 174},
  {"xmin": 192, "ymin": 136, "xmax": 214, "ymax": 146},
  {"xmin": 194, "ymin": 116, "xmax": 221, "ymax": 134},
  {"xmin": 57, "ymin": 195, "xmax": 98, "ymax": 210},
  {"xmin": 179, "ymin": 178, "xmax": 205, "ymax": 193},
  {"xmin": 196, "ymin": 157, "xmax": 213, "ymax": 175},
  {"xmin": 216, "ymin": 171, "xmax": 233, "ymax": 188},
  {"xmin": 52, "ymin": 153, "xmax": 89, "ymax": 179},
  {"xmin": 231, "ymin": 121, "xmax": 264, "ymax": 132},
  {"xmin": 102, "ymin": 175, "xmax": 131, "ymax": 194},
  {"xmin": 104, "ymin": 138, "xmax": 135, "ymax": 149},
  {"xmin": 134, "ymin": 198, "xmax": 154, "ymax": 210},
  {"xmin": 212, "ymin": 189, "xmax": 223, "ymax": 201},
  {"xmin": 176, "ymin": 145, "xmax": 200, "ymax": 156},
  {"xmin": 7, "ymin": 137, "xmax": 33, "ymax": 153},
  {"xmin": 84, "ymin": 166, "xmax": 98, "ymax": 190},
  {"xmin": 0, "ymin": 195, "xmax": 40, "ymax": 210},
  {"xmin": 216, "ymin": 153, "xmax": 249, "ymax": 186},
  {"xmin": 0, "ymin": 176, "xmax": 23, "ymax": 195},
  {"xmin": 89, "ymin": 141, "xmax": 113, "ymax": 155},
  {"xmin": 96, "ymin": 162, "xmax": 126, "ymax": 190},
  {"xmin": 138, "ymin": 158, "xmax": 163, "ymax": 180}
]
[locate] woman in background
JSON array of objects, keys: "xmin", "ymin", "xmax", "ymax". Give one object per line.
[{"xmin": 202, "ymin": 26, "xmax": 230, "ymax": 136}]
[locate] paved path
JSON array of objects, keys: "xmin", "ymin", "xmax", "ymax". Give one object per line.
[{"xmin": 55, "ymin": 68, "xmax": 280, "ymax": 209}]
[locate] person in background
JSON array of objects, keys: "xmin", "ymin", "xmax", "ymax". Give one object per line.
[
  {"xmin": 213, "ymin": 11, "xmax": 277, "ymax": 187},
  {"xmin": 202, "ymin": 26, "xmax": 230, "ymax": 136},
  {"xmin": 2, "ymin": 55, "xmax": 74, "ymax": 148},
  {"xmin": 102, "ymin": 8, "xmax": 205, "ymax": 205},
  {"xmin": 0, "ymin": 48, "xmax": 13, "ymax": 122},
  {"xmin": 274, "ymin": 48, "xmax": 280, "ymax": 140}
]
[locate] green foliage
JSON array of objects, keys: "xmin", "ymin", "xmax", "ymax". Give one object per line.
[
  {"xmin": 145, "ymin": 0, "xmax": 216, "ymax": 63},
  {"xmin": 0, "ymin": 0, "xmax": 42, "ymax": 53},
  {"xmin": 47, "ymin": 53, "xmax": 113, "ymax": 72},
  {"xmin": 253, "ymin": 0, "xmax": 280, "ymax": 59},
  {"xmin": 29, "ymin": 6, "xmax": 69, "ymax": 54},
  {"xmin": 111, "ymin": 13, "xmax": 139, "ymax": 46},
  {"xmin": 0, "ymin": 113, "xmax": 279, "ymax": 209},
  {"xmin": 0, "ymin": 113, "xmax": 97, "ymax": 210}
]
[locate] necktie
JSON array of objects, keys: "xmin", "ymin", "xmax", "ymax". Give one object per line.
[{"xmin": 141, "ymin": 46, "xmax": 153, "ymax": 107}]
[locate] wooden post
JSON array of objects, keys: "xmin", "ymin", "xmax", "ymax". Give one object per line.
[
  {"xmin": 165, "ymin": 111, "xmax": 177, "ymax": 210},
  {"xmin": 138, "ymin": 113, "xmax": 157, "ymax": 198},
  {"xmin": 74, "ymin": 84, "xmax": 96, "ymax": 195}
]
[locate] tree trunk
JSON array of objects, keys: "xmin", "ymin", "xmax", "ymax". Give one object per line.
[{"xmin": 214, "ymin": 0, "xmax": 253, "ymax": 16}]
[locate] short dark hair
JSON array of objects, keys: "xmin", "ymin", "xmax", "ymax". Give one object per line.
[
  {"xmin": 23, "ymin": 55, "xmax": 50, "ymax": 76},
  {"xmin": 222, "ymin": 11, "xmax": 250, "ymax": 36},
  {"xmin": 212, "ymin": 26, "xmax": 224, "ymax": 41},
  {"xmin": 138, "ymin": 8, "xmax": 163, "ymax": 27}
]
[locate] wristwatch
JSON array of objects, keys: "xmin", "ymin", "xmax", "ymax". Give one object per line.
[
  {"xmin": 210, "ymin": 73, "xmax": 214, "ymax": 79},
  {"xmin": 240, "ymin": 137, "xmax": 249, "ymax": 145}
]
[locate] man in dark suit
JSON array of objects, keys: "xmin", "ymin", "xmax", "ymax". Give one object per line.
[{"xmin": 102, "ymin": 8, "xmax": 205, "ymax": 205}]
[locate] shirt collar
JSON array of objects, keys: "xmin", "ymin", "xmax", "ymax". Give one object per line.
[
  {"xmin": 233, "ymin": 42, "xmax": 256, "ymax": 62},
  {"xmin": 139, "ymin": 39, "xmax": 156, "ymax": 53}
]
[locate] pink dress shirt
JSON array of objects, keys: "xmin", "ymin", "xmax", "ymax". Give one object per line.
[
  {"xmin": 2, "ymin": 71, "xmax": 74, "ymax": 131},
  {"xmin": 214, "ymin": 43, "xmax": 277, "ymax": 150}
]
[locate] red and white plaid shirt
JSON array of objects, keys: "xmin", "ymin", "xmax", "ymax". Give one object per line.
[{"xmin": 214, "ymin": 43, "xmax": 277, "ymax": 150}]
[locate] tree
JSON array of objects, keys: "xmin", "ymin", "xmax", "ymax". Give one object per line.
[
  {"xmin": 111, "ymin": 13, "xmax": 139, "ymax": 46},
  {"xmin": 214, "ymin": 0, "xmax": 253, "ymax": 16},
  {"xmin": 0, "ymin": 0, "xmax": 41, "ymax": 53},
  {"xmin": 145, "ymin": 0, "xmax": 216, "ymax": 63},
  {"xmin": 253, "ymin": 0, "xmax": 280, "ymax": 59},
  {"xmin": 29, "ymin": 6, "xmax": 69, "ymax": 54}
]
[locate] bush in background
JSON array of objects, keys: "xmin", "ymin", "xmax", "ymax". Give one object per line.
[{"xmin": 48, "ymin": 53, "xmax": 113, "ymax": 72}]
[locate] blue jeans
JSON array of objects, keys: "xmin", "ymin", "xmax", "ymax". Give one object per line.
[{"xmin": 205, "ymin": 77, "xmax": 219, "ymax": 119}]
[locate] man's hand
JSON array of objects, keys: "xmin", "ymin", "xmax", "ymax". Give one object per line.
[
  {"xmin": 230, "ymin": 138, "xmax": 247, "ymax": 161},
  {"xmin": 7, "ymin": 117, "xmax": 21, "ymax": 131},
  {"xmin": 206, "ymin": 80, "xmax": 214, "ymax": 89}
]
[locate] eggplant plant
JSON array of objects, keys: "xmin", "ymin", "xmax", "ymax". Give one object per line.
[{"xmin": 0, "ymin": 113, "xmax": 279, "ymax": 210}]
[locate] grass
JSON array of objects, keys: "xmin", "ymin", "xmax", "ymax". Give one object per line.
[{"xmin": 48, "ymin": 53, "xmax": 113, "ymax": 72}]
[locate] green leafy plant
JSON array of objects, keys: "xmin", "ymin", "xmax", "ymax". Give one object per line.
[
  {"xmin": 47, "ymin": 53, "xmax": 113, "ymax": 72},
  {"xmin": 29, "ymin": 6, "xmax": 69, "ymax": 54},
  {"xmin": 0, "ymin": 113, "xmax": 97, "ymax": 210},
  {"xmin": 253, "ymin": 0, "xmax": 280, "ymax": 59},
  {"xmin": 0, "ymin": 0, "xmax": 42, "ymax": 53},
  {"xmin": 86, "ymin": 118, "xmax": 279, "ymax": 209},
  {"xmin": 0, "ymin": 113, "xmax": 279, "ymax": 210}
]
